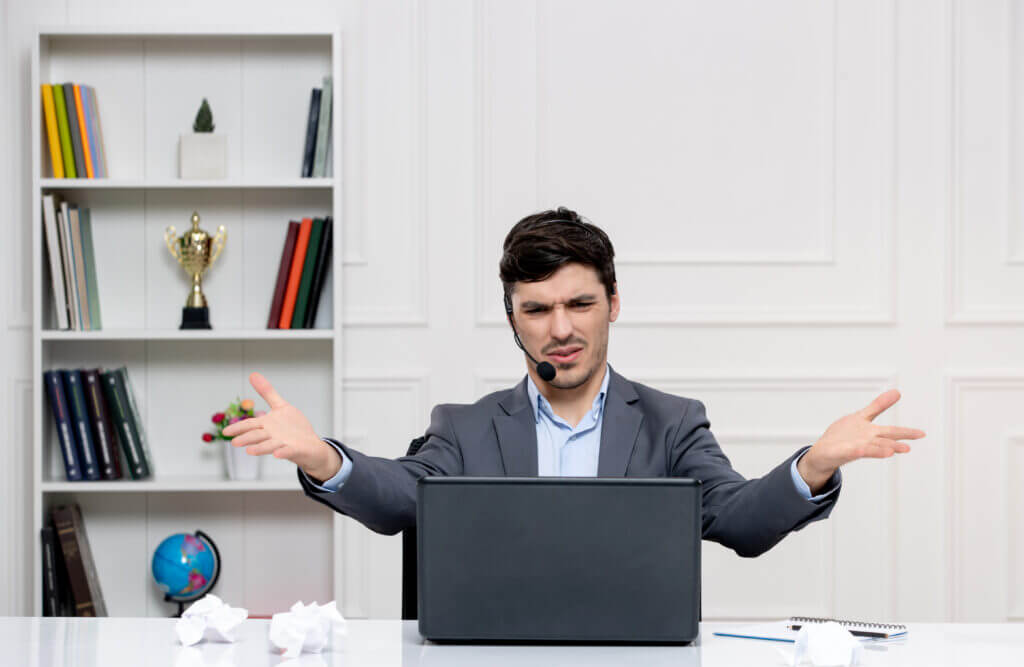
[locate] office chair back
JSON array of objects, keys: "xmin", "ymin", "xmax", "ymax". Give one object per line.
[{"xmin": 401, "ymin": 435, "xmax": 428, "ymax": 620}]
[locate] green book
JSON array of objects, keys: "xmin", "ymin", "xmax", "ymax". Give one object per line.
[
  {"xmin": 52, "ymin": 85, "xmax": 76, "ymax": 178},
  {"xmin": 79, "ymin": 208, "xmax": 102, "ymax": 330},
  {"xmin": 291, "ymin": 217, "xmax": 325, "ymax": 328},
  {"xmin": 100, "ymin": 368, "xmax": 150, "ymax": 479},
  {"xmin": 312, "ymin": 76, "xmax": 332, "ymax": 177}
]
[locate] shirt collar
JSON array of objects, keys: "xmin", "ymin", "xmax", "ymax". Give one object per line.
[{"xmin": 526, "ymin": 363, "xmax": 611, "ymax": 425}]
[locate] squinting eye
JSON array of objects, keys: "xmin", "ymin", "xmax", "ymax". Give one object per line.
[{"xmin": 571, "ymin": 302, "xmax": 594, "ymax": 309}]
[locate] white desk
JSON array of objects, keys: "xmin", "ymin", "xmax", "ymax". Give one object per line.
[{"xmin": 1, "ymin": 618, "xmax": 1022, "ymax": 666}]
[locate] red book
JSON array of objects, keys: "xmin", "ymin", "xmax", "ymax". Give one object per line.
[
  {"xmin": 278, "ymin": 218, "xmax": 312, "ymax": 329},
  {"xmin": 267, "ymin": 221, "xmax": 300, "ymax": 328}
]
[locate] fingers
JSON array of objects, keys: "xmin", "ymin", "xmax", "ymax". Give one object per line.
[
  {"xmin": 859, "ymin": 389, "xmax": 901, "ymax": 421},
  {"xmin": 228, "ymin": 426, "xmax": 269, "ymax": 448},
  {"xmin": 243, "ymin": 438, "xmax": 286, "ymax": 457},
  {"xmin": 877, "ymin": 426, "xmax": 926, "ymax": 440},
  {"xmin": 866, "ymin": 437, "xmax": 912, "ymax": 457},
  {"xmin": 222, "ymin": 416, "xmax": 262, "ymax": 438},
  {"xmin": 249, "ymin": 371, "xmax": 287, "ymax": 410}
]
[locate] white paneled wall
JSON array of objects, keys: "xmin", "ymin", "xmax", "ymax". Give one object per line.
[{"xmin": 3, "ymin": 0, "xmax": 1021, "ymax": 623}]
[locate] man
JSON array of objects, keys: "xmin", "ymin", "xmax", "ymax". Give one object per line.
[{"xmin": 224, "ymin": 207, "xmax": 925, "ymax": 557}]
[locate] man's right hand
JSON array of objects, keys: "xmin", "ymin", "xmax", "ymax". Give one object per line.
[{"xmin": 221, "ymin": 372, "xmax": 342, "ymax": 482}]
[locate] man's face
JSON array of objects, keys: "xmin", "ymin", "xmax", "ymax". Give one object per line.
[{"xmin": 509, "ymin": 263, "xmax": 620, "ymax": 390}]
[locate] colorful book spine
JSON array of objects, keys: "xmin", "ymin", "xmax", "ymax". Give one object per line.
[
  {"xmin": 43, "ymin": 370, "xmax": 82, "ymax": 481},
  {"xmin": 79, "ymin": 86, "xmax": 101, "ymax": 178},
  {"xmin": 268, "ymin": 221, "xmax": 300, "ymax": 328},
  {"xmin": 59, "ymin": 202, "xmax": 81, "ymax": 330},
  {"xmin": 52, "ymin": 504, "xmax": 107, "ymax": 616},
  {"xmin": 301, "ymin": 88, "xmax": 321, "ymax": 177},
  {"xmin": 312, "ymin": 76, "xmax": 332, "ymax": 177},
  {"xmin": 61, "ymin": 370, "xmax": 101, "ymax": 481},
  {"xmin": 84, "ymin": 86, "xmax": 108, "ymax": 177},
  {"xmin": 291, "ymin": 217, "xmax": 325, "ymax": 328},
  {"xmin": 79, "ymin": 208, "xmax": 102, "ymax": 330},
  {"xmin": 82, "ymin": 369, "xmax": 122, "ymax": 480},
  {"xmin": 62, "ymin": 83, "xmax": 86, "ymax": 178},
  {"xmin": 304, "ymin": 217, "xmax": 333, "ymax": 328},
  {"xmin": 51, "ymin": 85, "xmax": 76, "ymax": 179},
  {"xmin": 41, "ymin": 194, "xmax": 70, "ymax": 330},
  {"xmin": 100, "ymin": 369, "xmax": 149, "ymax": 479},
  {"xmin": 41, "ymin": 85, "xmax": 64, "ymax": 178},
  {"xmin": 72, "ymin": 85, "xmax": 95, "ymax": 179},
  {"xmin": 278, "ymin": 218, "xmax": 313, "ymax": 328}
]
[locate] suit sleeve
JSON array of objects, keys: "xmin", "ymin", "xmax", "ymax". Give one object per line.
[
  {"xmin": 669, "ymin": 399, "xmax": 840, "ymax": 557},
  {"xmin": 296, "ymin": 404, "xmax": 464, "ymax": 535}
]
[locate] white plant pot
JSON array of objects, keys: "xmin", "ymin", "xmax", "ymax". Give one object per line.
[
  {"xmin": 179, "ymin": 133, "xmax": 227, "ymax": 179},
  {"xmin": 224, "ymin": 439, "xmax": 262, "ymax": 481}
]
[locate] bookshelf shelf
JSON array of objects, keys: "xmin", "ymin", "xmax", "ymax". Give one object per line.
[
  {"xmin": 40, "ymin": 477, "xmax": 302, "ymax": 493},
  {"xmin": 41, "ymin": 329, "xmax": 337, "ymax": 341},
  {"xmin": 40, "ymin": 178, "xmax": 334, "ymax": 190},
  {"xmin": 31, "ymin": 27, "xmax": 343, "ymax": 618}
]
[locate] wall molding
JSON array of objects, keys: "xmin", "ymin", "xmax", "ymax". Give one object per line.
[{"xmin": 474, "ymin": 0, "xmax": 896, "ymax": 326}]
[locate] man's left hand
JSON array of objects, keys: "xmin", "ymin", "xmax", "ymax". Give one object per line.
[{"xmin": 798, "ymin": 389, "xmax": 925, "ymax": 494}]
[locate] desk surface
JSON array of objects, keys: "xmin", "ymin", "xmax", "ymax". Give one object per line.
[{"xmin": 1, "ymin": 617, "xmax": 1022, "ymax": 666}]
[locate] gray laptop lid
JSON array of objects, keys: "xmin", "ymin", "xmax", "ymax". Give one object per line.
[{"xmin": 417, "ymin": 477, "xmax": 701, "ymax": 643}]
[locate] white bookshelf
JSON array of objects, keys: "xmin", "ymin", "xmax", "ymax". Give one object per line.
[{"xmin": 31, "ymin": 27, "xmax": 343, "ymax": 618}]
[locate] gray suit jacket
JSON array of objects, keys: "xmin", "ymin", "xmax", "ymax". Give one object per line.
[{"xmin": 297, "ymin": 367, "xmax": 839, "ymax": 557}]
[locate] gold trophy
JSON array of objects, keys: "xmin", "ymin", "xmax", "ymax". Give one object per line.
[{"xmin": 165, "ymin": 211, "xmax": 227, "ymax": 329}]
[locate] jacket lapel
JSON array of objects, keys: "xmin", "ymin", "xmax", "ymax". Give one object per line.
[
  {"xmin": 597, "ymin": 368, "xmax": 644, "ymax": 477},
  {"xmin": 493, "ymin": 378, "xmax": 539, "ymax": 476}
]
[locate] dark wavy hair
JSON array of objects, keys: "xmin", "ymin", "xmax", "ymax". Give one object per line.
[{"xmin": 499, "ymin": 207, "xmax": 617, "ymax": 307}]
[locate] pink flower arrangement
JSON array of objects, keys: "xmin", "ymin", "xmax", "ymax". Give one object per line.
[{"xmin": 203, "ymin": 397, "xmax": 266, "ymax": 443}]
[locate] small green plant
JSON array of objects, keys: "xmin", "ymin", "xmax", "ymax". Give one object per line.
[{"xmin": 193, "ymin": 98, "xmax": 215, "ymax": 133}]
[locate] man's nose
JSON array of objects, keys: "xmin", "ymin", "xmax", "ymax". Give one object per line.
[{"xmin": 549, "ymin": 305, "xmax": 573, "ymax": 340}]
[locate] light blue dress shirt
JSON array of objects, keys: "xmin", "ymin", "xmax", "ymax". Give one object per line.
[{"xmin": 307, "ymin": 365, "xmax": 839, "ymax": 502}]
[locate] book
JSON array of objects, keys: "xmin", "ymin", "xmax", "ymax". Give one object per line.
[
  {"xmin": 79, "ymin": 208, "xmax": 102, "ymax": 330},
  {"xmin": 301, "ymin": 88, "xmax": 322, "ymax": 177},
  {"xmin": 58, "ymin": 202, "xmax": 81, "ymax": 330},
  {"xmin": 41, "ymin": 194, "xmax": 70, "ymax": 329},
  {"xmin": 63, "ymin": 83, "xmax": 86, "ymax": 178},
  {"xmin": 40, "ymin": 85, "xmax": 64, "ymax": 178},
  {"xmin": 52, "ymin": 504, "xmax": 107, "ymax": 616},
  {"xmin": 79, "ymin": 86, "xmax": 101, "ymax": 178},
  {"xmin": 118, "ymin": 366, "xmax": 155, "ymax": 478},
  {"xmin": 278, "ymin": 218, "xmax": 313, "ymax": 328},
  {"xmin": 713, "ymin": 617, "xmax": 908, "ymax": 643},
  {"xmin": 69, "ymin": 206, "xmax": 92, "ymax": 330},
  {"xmin": 40, "ymin": 526, "xmax": 61, "ymax": 616},
  {"xmin": 267, "ymin": 221, "xmax": 300, "ymax": 328},
  {"xmin": 82, "ymin": 369, "xmax": 122, "ymax": 480},
  {"xmin": 51, "ymin": 84, "xmax": 76, "ymax": 179},
  {"xmin": 303, "ymin": 216, "xmax": 333, "ymax": 328},
  {"xmin": 291, "ymin": 217, "xmax": 325, "ymax": 328},
  {"xmin": 72, "ymin": 85, "xmax": 95, "ymax": 179},
  {"xmin": 84, "ymin": 86, "xmax": 108, "ymax": 177},
  {"xmin": 312, "ymin": 76, "xmax": 332, "ymax": 177},
  {"xmin": 101, "ymin": 368, "xmax": 150, "ymax": 479},
  {"xmin": 43, "ymin": 370, "xmax": 82, "ymax": 481},
  {"xmin": 61, "ymin": 370, "xmax": 101, "ymax": 481}
]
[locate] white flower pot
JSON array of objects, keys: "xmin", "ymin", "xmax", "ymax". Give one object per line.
[
  {"xmin": 224, "ymin": 439, "xmax": 262, "ymax": 481},
  {"xmin": 179, "ymin": 133, "xmax": 227, "ymax": 179}
]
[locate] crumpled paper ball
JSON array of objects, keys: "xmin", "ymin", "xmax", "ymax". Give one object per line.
[
  {"xmin": 174, "ymin": 594, "xmax": 248, "ymax": 646},
  {"xmin": 789, "ymin": 621, "xmax": 863, "ymax": 667},
  {"xmin": 268, "ymin": 600, "xmax": 347, "ymax": 658}
]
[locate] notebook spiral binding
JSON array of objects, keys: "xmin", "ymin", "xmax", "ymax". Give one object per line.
[{"xmin": 789, "ymin": 617, "xmax": 906, "ymax": 631}]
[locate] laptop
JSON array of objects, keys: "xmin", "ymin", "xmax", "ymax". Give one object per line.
[{"xmin": 416, "ymin": 477, "xmax": 701, "ymax": 644}]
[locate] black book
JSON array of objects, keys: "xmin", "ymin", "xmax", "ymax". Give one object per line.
[
  {"xmin": 100, "ymin": 368, "xmax": 150, "ymax": 479},
  {"xmin": 82, "ymin": 368, "xmax": 123, "ymax": 480},
  {"xmin": 62, "ymin": 370, "xmax": 101, "ymax": 480},
  {"xmin": 43, "ymin": 370, "xmax": 83, "ymax": 481},
  {"xmin": 301, "ymin": 88, "xmax": 322, "ymax": 177},
  {"xmin": 41, "ymin": 526, "xmax": 61, "ymax": 616},
  {"xmin": 303, "ymin": 216, "xmax": 333, "ymax": 328}
]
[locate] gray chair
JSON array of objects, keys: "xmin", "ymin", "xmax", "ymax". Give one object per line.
[{"xmin": 401, "ymin": 435, "xmax": 428, "ymax": 620}]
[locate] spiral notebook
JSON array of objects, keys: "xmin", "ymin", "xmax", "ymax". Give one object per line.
[{"xmin": 713, "ymin": 617, "xmax": 908, "ymax": 643}]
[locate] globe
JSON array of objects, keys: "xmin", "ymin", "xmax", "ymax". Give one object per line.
[{"xmin": 152, "ymin": 531, "xmax": 221, "ymax": 614}]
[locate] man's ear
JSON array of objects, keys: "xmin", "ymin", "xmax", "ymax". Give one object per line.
[{"xmin": 609, "ymin": 284, "xmax": 620, "ymax": 323}]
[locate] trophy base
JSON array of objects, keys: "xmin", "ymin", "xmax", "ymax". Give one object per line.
[{"xmin": 180, "ymin": 306, "xmax": 211, "ymax": 329}]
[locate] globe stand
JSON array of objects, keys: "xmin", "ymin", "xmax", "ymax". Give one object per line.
[{"xmin": 162, "ymin": 530, "xmax": 222, "ymax": 618}]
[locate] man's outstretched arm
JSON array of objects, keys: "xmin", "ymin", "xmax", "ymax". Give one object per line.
[{"xmin": 223, "ymin": 372, "xmax": 463, "ymax": 534}]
